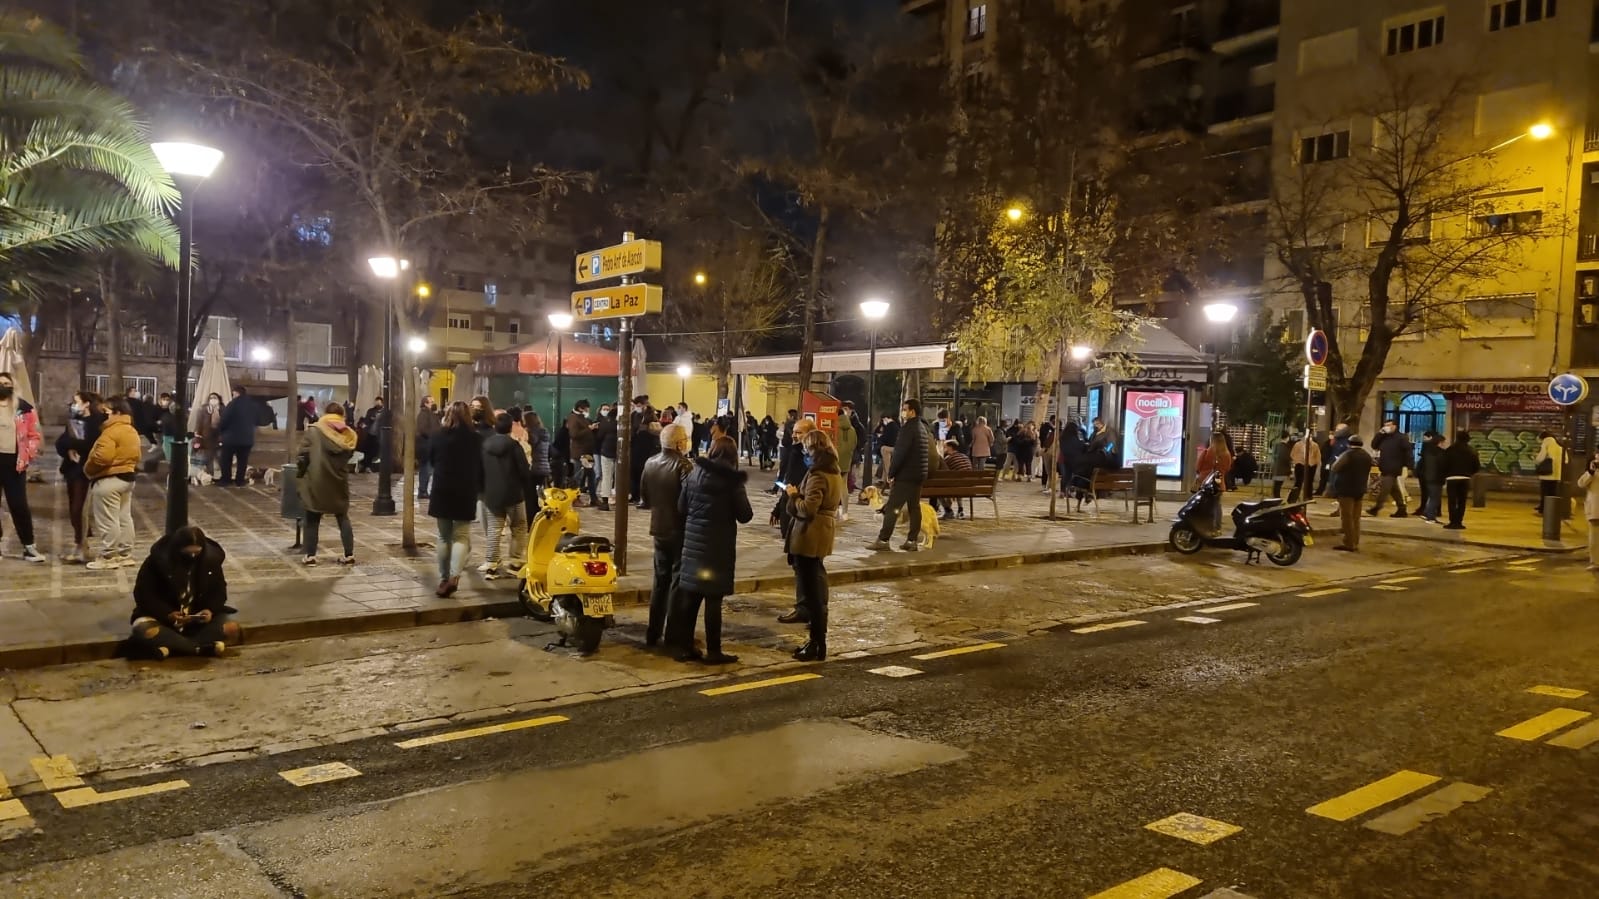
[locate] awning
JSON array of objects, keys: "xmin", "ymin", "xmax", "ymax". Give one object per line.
[
  {"xmin": 731, "ymin": 344, "xmax": 948, "ymax": 376},
  {"xmin": 476, "ymin": 339, "xmax": 620, "ymax": 377}
]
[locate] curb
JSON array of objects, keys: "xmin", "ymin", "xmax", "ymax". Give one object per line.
[{"xmin": 0, "ymin": 539, "xmax": 1169, "ymax": 672}]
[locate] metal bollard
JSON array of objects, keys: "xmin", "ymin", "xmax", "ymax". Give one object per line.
[
  {"xmin": 1471, "ymin": 473, "xmax": 1488, "ymax": 508},
  {"xmin": 1543, "ymin": 497, "xmax": 1562, "ymax": 541}
]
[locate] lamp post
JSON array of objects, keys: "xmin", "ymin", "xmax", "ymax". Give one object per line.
[
  {"xmin": 1203, "ymin": 300, "xmax": 1239, "ymax": 431},
  {"xmin": 367, "ymin": 255, "xmax": 408, "ymax": 516},
  {"xmin": 676, "ymin": 363, "xmax": 691, "ymax": 404},
  {"xmin": 860, "ymin": 299, "xmax": 890, "ymax": 428},
  {"xmin": 548, "ymin": 311, "xmax": 573, "ymax": 437},
  {"xmin": 151, "ymin": 141, "xmax": 223, "ymax": 536}
]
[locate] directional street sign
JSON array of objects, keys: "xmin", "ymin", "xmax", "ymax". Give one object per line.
[
  {"xmin": 1547, "ymin": 372, "xmax": 1589, "ymax": 407},
  {"xmin": 574, "ymin": 239, "xmax": 663, "ymax": 285},
  {"xmin": 1304, "ymin": 329, "xmax": 1329, "ymax": 366},
  {"xmin": 571, "ymin": 283, "xmax": 665, "ymax": 321},
  {"xmin": 1303, "ymin": 364, "xmax": 1328, "ymax": 391}
]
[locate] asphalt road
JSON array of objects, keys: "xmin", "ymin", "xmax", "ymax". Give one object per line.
[{"xmin": 4, "ymin": 552, "xmax": 1598, "ymax": 898}]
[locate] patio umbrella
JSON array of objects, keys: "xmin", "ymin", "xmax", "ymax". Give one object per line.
[
  {"xmin": 189, "ymin": 338, "xmax": 232, "ymax": 431},
  {"xmin": 0, "ymin": 329, "xmax": 34, "ymax": 406},
  {"xmin": 353, "ymin": 364, "xmax": 380, "ymax": 418}
]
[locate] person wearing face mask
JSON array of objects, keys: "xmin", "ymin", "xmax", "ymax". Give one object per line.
[
  {"xmin": 1368, "ymin": 419, "xmax": 1412, "ymax": 518},
  {"xmin": 870, "ymin": 399, "xmax": 929, "ymax": 552},
  {"xmin": 84, "ymin": 396, "xmax": 141, "ymax": 569},
  {"xmin": 594, "ymin": 404, "xmax": 618, "ymax": 512},
  {"xmin": 157, "ymin": 392, "xmax": 183, "ymax": 466},
  {"xmin": 56, "ymin": 391, "xmax": 104, "ymax": 563},
  {"xmin": 0, "ymin": 373, "xmax": 44, "ymax": 563},
  {"xmin": 783, "ymin": 428, "xmax": 844, "ymax": 661},
  {"xmin": 128, "ymin": 524, "xmax": 241, "ymax": 658},
  {"xmin": 193, "ymin": 393, "xmax": 223, "ymax": 479}
]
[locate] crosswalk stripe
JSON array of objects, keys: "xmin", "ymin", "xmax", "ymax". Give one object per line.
[
  {"xmin": 1144, "ymin": 812, "xmax": 1242, "ymax": 845},
  {"xmin": 1527, "ymin": 685, "xmax": 1588, "ymax": 699},
  {"xmin": 868, "ymin": 665, "xmax": 924, "ymax": 678},
  {"xmin": 1448, "ymin": 567, "xmax": 1484, "ymax": 574},
  {"xmin": 1496, "ymin": 708, "xmax": 1591, "ymax": 742},
  {"xmin": 1546, "ymin": 719, "xmax": 1599, "ymax": 750},
  {"xmin": 1363, "ymin": 782, "xmax": 1492, "ymax": 835},
  {"xmin": 1381, "ymin": 576, "xmax": 1423, "ymax": 584},
  {"xmin": 1087, "ymin": 867, "xmax": 1202, "ymax": 899},
  {"xmin": 1176, "ymin": 616, "xmax": 1221, "ymax": 625},
  {"xmin": 1307, "ymin": 770, "xmax": 1441, "ymax": 821},
  {"xmin": 911, "ymin": 642, "xmax": 1005, "ymax": 661},
  {"xmin": 0, "ymin": 774, "xmax": 25, "ymax": 823},
  {"xmin": 1198, "ymin": 602, "xmax": 1258, "ymax": 613},
  {"xmin": 1298, "ymin": 588, "xmax": 1348, "ymax": 597},
  {"xmin": 1071, "ymin": 620, "xmax": 1146, "ymax": 634},
  {"xmin": 1372, "ymin": 585, "xmax": 1407, "ymax": 592},
  {"xmin": 279, "ymin": 762, "xmax": 362, "ymax": 787}
]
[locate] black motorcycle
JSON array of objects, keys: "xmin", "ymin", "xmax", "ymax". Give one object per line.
[{"xmin": 1168, "ymin": 474, "xmax": 1312, "ymax": 566}]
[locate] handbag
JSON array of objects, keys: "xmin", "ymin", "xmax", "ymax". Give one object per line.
[{"xmin": 1536, "ymin": 457, "xmax": 1554, "ymax": 476}]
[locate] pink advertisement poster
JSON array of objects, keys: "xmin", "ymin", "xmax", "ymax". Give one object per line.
[{"xmin": 1121, "ymin": 390, "xmax": 1186, "ymax": 477}]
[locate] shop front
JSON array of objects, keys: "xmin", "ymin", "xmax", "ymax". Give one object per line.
[{"xmin": 1433, "ymin": 381, "xmax": 1567, "ymax": 477}]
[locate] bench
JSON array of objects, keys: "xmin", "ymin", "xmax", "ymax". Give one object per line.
[
  {"xmin": 1076, "ymin": 467, "xmax": 1156, "ymax": 523},
  {"xmin": 918, "ymin": 468, "xmax": 1001, "ymax": 519}
]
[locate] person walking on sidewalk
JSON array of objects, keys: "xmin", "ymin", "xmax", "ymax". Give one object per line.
[
  {"xmin": 84, "ymin": 396, "xmax": 140, "ymax": 570},
  {"xmin": 428, "ymin": 402, "xmax": 484, "ymax": 597},
  {"xmin": 871, "ymin": 399, "xmax": 929, "ymax": 552},
  {"xmin": 415, "ymin": 397, "xmax": 440, "ymax": 499},
  {"xmin": 1534, "ymin": 430, "xmax": 1564, "ymax": 514},
  {"xmin": 295, "ymin": 402, "xmax": 358, "ymax": 566},
  {"xmin": 668, "ymin": 436, "xmax": 752, "ymax": 665},
  {"xmin": 57, "ymin": 391, "xmax": 104, "ymax": 563},
  {"xmin": 217, "ymin": 386, "xmax": 257, "ymax": 487},
  {"xmin": 837, "ymin": 400, "xmax": 859, "ymax": 493},
  {"xmin": 1417, "ymin": 432, "xmax": 1446, "ymax": 523},
  {"xmin": 1331, "ymin": 435, "xmax": 1374, "ymax": 552},
  {"xmin": 1442, "ymin": 431, "xmax": 1480, "ymax": 530},
  {"xmin": 1288, "ymin": 430, "xmax": 1321, "ymax": 503},
  {"xmin": 127, "ymin": 525, "xmax": 242, "ymax": 659},
  {"xmin": 786, "ymin": 428, "xmax": 844, "ymax": 662},
  {"xmin": 641, "ymin": 422, "xmax": 693, "ymax": 647},
  {"xmin": 1368, "ymin": 420, "xmax": 1411, "ymax": 518},
  {"xmin": 481, "ymin": 412, "xmax": 530, "ymax": 580},
  {"xmin": 1270, "ymin": 431, "xmax": 1293, "ymax": 498},
  {"xmin": 0, "ymin": 373, "xmax": 44, "ymax": 563}
]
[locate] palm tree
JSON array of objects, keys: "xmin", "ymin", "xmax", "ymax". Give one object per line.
[{"xmin": 0, "ymin": 12, "xmax": 179, "ymax": 294}]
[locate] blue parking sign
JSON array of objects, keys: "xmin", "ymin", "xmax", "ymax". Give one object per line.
[{"xmin": 582, "ymin": 296, "xmax": 593, "ymax": 316}]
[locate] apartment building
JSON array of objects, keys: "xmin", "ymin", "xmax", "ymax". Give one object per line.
[{"xmin": 1267, "ymin": 0, "xmax": 1599, "ymax": 473}]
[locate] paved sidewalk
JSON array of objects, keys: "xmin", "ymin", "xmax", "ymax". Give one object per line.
[{"xmin": 0, "ymin": 464, "xmax": 1170, "ymax": 668}]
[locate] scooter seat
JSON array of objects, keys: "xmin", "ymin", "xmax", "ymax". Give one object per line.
[
  {"xmin": 557, "ymin": 534, "xmax": 613, "ymax": 555},
  {"xmin": 1233, "ymin": 499, "xmax": 1284, "ymax": 516}
]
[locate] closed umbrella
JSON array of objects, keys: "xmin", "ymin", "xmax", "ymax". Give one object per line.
[
  {"xmin": 353, "ymin": 364, "xmax": 380, "ymax": 418},
  {"xmin": 0, "ymin": 329, "xmax": 34, "ymax": 406},
  {"xmin": 189, "ymin": 338, "xmax": 232, "ymax": 431}
]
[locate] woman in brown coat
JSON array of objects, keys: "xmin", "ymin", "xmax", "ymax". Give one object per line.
[{"xmin": 784, "ymin": 428, "xmax": 845, "ymax": 661}]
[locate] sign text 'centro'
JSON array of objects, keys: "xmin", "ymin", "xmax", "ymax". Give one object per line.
[
  {"xmin": 571, "ymin": 283, "xmax": 665, "ymax": 321},
  {"xmin": 574, "ymin": 239, "xmax": 663, "ymax": 285}
]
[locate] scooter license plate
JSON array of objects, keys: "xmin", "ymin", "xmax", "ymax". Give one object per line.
[
  {"xmin": 582, "ymin": 595, "xmax": 614, "ymax": 617},
  {"xmin": 1303, "ymin": 534, "xmax": 1314, "ymax": 546}
]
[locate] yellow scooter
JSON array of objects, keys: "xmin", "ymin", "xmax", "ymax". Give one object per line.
[{"xmin": 518, "ymin": 486, "xmax": 618, "ymax": 655}]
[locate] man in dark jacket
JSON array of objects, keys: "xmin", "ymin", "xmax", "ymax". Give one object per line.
[
  {"xmin": 565, "ymin": 400, "xmax": 596, "ymax": 503},
  {"xmin": 1368, "ymin": 420, "xmax": 1412, "ymax": 518},
  {"xmin": 1417, "ymin": 432, "xmax": 1446, "ymax": 522},
  {"xmin": 871, "ymin": 398, "xmax": 929, "ymax": 551},
  {"xmin": 415, "ymin": 397, "xmax": 440, "ymax": 499},
  {"xmin": 127, "ymin": 525, "xmax": 241, "ymax": 658},
  {"xmin": 217, "ymin": 386, "xmax": 258, "ymax": 487},
  {"xmin": 641, "ymin": 422, "xmax": 693, "ymax": 646},
  {"xmin": 1331, "ymin": 435, "xmax": 1375, "ymax": 552},
  {"xmin": 1442, "ymin": 431, "xmax": 1481, "ymax": 530},
  {"xmin": 481, "ymin": 413, "xmax": 530, "ymax": 578}
]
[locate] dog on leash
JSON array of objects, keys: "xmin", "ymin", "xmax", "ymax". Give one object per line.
[
  {"xmin": 858, "ymin": 485, "xmax": 940, "ymax": 548},
  {"xmin": 241, "ymin": 466, "xmax": 277, "ymax": 487}
]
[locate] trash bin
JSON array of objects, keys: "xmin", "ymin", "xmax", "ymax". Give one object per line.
[
  {"xmin": 279, "ymin": 464, "xmax": 303, "ymax": 520},
  {"xmin": 1132, "ymin": 463, "xmax": 1157, "ymax": 524},
  {"xmin": 1470, "ymin": 472, "xmax": 1488, "ymax": 508}
]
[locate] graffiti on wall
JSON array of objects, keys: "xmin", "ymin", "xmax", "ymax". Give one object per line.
[{"xmin": 1476, "ymin": 429, "xmax": 1541, "ymax": 475}]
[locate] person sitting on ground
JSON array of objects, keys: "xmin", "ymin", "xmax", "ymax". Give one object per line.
[{"xmin": 128, "ymin": 525, "xmax": 241, "ymax": 659}]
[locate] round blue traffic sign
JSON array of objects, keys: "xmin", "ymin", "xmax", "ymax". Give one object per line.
[
  {"xmin": 1304, "ymin": 329, "xmax": 1329, "ymax": 366},
  {"xmin": 1547, "ymin": 372, "xmax": 1589, "ymax": 406}
]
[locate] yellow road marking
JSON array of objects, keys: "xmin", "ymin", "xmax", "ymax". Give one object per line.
[
  {"xmin": 1363, "ymin": 782, "xmax": 1492, "ymax": 835},
  {"xmin": 53, "ymin": 780, "xmax": 189, "ymax": 809},
  {"xmin": 1297, "ymin": 588, "xmax": 1348, "ymax": 597},
  {"xmin": 30, "ymin": 755, "xmax": 85, "ymax": 791},
  {"xmin": 911, "ymin": 642, "xmax": 1005, "ymax": 660},
  {"xmin": 1527, "ymin": 685, "xmax": 1588, "ymax": 699},
  {"xmin": 0, "ymin": 772, "xmax": 10, "ymax": 799},
  {"xmin": 279, "ymin": 762, "xmax": 362, "ymax": 787},
  {"xmin": 1087, "ymin": 867, "xmax": 1202, "ymax": 899},
  {"xmin": 1381, "ymin": 576, "xmax": 1423, "ymax": 584},
  {"xmin": 1372, "ymin": 585, "xmax": 1407, "ymax": 592},
  {"xmin": 1144, "ymin": 812, "xmax": 1242, "ymax": 845},
  {"xmin": 1071, "ymin": 620, "xmax": 1147, "ymax": 634},
  {"xmin": 0, "ymin": 798, "xmax": 26, "ymax": 822},
  {"xmin": 699, "ymin": 673, "xmax": 822, "ymax": 697},
  {"xmin": 1198, "ymin": 602, "xmax": 1257, "ymax": 613},
  {"xmin": 1503, "ymin": 557, "xmax": 1539, "ymax": 565},
  {"xmin": 1546, "ymin": 719, "xmax": 1599, "ymax": 750},
  {"xmin": 1307, "ymin": 770, "xmax": 1441, "ymax": 821},
  {"xmin": 1496, "ymin": 708, "xmax": 1591, "ymax": 742},
  {"xmin": 395, "ymin": 715, "xmax": 569, "ymax": 749},
  {"xmin": 1448, "ymin": 567, "xmax": 1484, "ymax": 574}
]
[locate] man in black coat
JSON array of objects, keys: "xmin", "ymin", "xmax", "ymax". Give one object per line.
[
  {"xmin": 640, "ymin": 422, "xmax": 693, "ymax": 646},
  {"xmin": 481, "ymin": 412, "xmax": 530, "ymax": 578},
  {"xmin": 127, "ymin": 525, "xmax": 241, "ymax": 658},
  {"xmin": 1368, "ymin": 420, "xmax": 1413, "ymax": 518},
  {"xmin": 216, "ymin": 386, "xmax": 258, "ymax": 486},
  {"xmin": 871, "ymin": 399, "xmax": 929, "ymax": 551},
  {"xmin": 1442, "ymin": 431, "xmax": 1481, "ymax": 530}
]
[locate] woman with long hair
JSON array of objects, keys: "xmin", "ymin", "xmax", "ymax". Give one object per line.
[
  {"xmin": 784, "ymin": 429, "xmax": 844, "ymax": 661},
  {"xmin": 523, "ymin": 410, "xmax": 550, "ymax": 518},
  {"xmin": 57, "ymin": 391, "xmax": 104, "ymax": 562},
  {"xmin": 427, "ymin": 401, "xmax": 484, "ymax": 597},
  {"xmin": 667, "ymin": 436, "xmax": 752, "ymax": 664}
]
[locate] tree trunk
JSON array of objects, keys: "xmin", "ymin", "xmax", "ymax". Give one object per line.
[
  {"xmin": 101, "ymin": 264, "xmax": 124, "ymax": 394},
  {"xmin": 285, "ymin": 304, "xmax": 298, "ymax": 462},
  {"xmin": 1033, "ymin": 345, "xmax": 1064, "ymax": 520},
  {"xmin": 795, "ymin": 204, "xmax": 831, "ymax": 395}
]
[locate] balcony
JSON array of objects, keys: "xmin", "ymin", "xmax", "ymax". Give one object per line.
[
  {"xmin": 1212, "ymin": 2, "xmax": 1280, "ymax": 55},
  {"xmin": 1208, "ymin": 86, "xmax": 1275, "ymax": 133},
  {"xmin": 1586, "ymin": 123, "xmax": 1599, "ymax": 153},
  {"xmin": 1580, "ymin": 232, "xmax": 1599, "ymax": 262},
  {"xmin": 41, "ymin": 329, "xmax": 171, "ymax": 358},
  {"xmin": 1135, "ymin": 22, "xmax": 1207, "ymax": 68}
]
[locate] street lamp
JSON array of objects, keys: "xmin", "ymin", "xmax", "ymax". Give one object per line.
[
  {"xmin": 250, "ymin": 346, "xmax": 272, "ymax": 363},
  {"xmin": 1006, "ymin": 206, "xmax": 1024, "ymax": 223},
  {"xmin": 151, "ymin": 140, "xmax": 223, "ymax": 536},
  {"xmin": 693, "ymin": 271, "xmax": 707, "ymax": 286},
  {"xmin": 1203, "ymin": 300, "xmax": 1240, "ymax": 430},
  {"xmin": 676, "ymin": 363, "xmax": 692, "ymax": 404},
  {"xmin": 366, "ymin": 254, "xmax": 407, "ymax": 516},
  {"xmin": 548, "ymin": 311, "xmax": 573, "ymax": 441},
  {"xmin": 860, "ymin": 298, "xmax": 890, "ymax": 426},
  {"xmin": 406, "ymin": 336, "xmax": 428, "ymax": 354},
  {"xmin": 1069, "ymin": 344, "xmax": 1094, "ymax": 362}
]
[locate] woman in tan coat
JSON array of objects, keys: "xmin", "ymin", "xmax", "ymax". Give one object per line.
[{"xmin": 784, "ymin": 428, "xmax": 845, "ymax": 661}]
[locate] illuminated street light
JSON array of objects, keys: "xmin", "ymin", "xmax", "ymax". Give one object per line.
[
  {"xmin": 1069, "ymin": 344, "xmax": 1094, "ymax": 362},
  {"xmin": 250, "ymin": 346, "xmax": 272, "ymax": 363},
  {"xmin": 1203, "ymin": 301, "xmax": 1239, "ymax": 324},
  {"xmin": 151, "ymin": 142, "xmax": 224, "ymax": 179},
  {"xmin": 365, "ymin": 254, "xmax": 409, "ymax": 516},
  {"xmin": 415, "ymin": 283, "xmax": 432, "ymax": 299},
  {"xmin": 676, "ymin": 363, "xmax": 692, "ymax": 403},
  {"xmin": 694, "ymin": 272, "xmax": 707, "ymax": 286},
  {"xmin": 1528, "ymin": 122, "xmax": 1555, "ymax": 141},
  {"xmin": 548, "ymin": 311, "xmax": 574, "ymax": 425},
  {"xmin": 861, "ymin": 298, "xmax": 891, "ymax": 424},
  {"xmin": 368, "ymin": 256, "xmax": 402, "ymax": 279},
  {"xmin": 1006, "ymin": 206, "xmax": 1024, "ymax": 222},
  {"xmin": 406, "ymin": 336, "xmax": 427, "ymax": 354}
]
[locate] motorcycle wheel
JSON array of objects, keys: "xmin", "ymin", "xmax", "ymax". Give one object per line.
[
  {"xmin": 1266, "ymin": 531, "xmax": 1304, "ymax": 566},
  {"xmin": 1168, "ymin": 523, "xmax": 1203, "ymax": 554},
  {"xmin": 519, "ymin": 581, "xmax": 553, "ymax": 622},
  {"xmin": 574, "ymin": 614, "xmax": 604, "ymax": 656}
]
